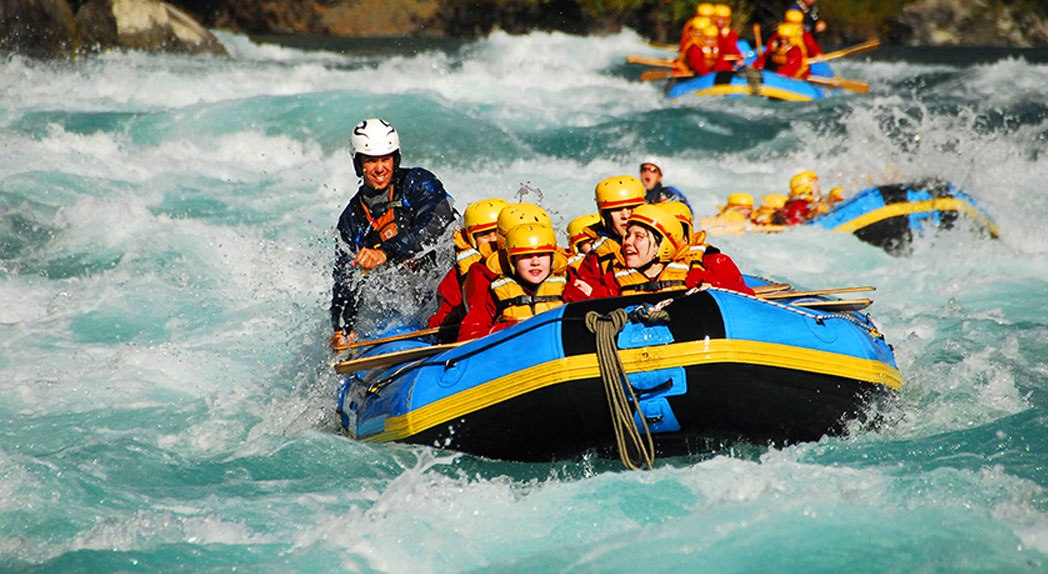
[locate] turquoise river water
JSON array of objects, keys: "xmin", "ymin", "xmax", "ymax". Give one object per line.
[{"xmin": 1, "ymin": 30, "xmax": 1046, "ymax": 572}]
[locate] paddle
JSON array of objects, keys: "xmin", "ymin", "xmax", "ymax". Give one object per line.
[
  {"xmin": 334, "ymin": 340, "xmax": 469, "ymax": 374},
  {"xmin": 805, "ymin": 39, "xmax": 880, "ymax": 65},
  {"xmin": 334, "ymin": 326, "xmax": 443, "ymax": 353},
  {"xmin": 760, "ymin": 286, "xmax": 876, "ymax": 300},
  {"xmin": 806, "ymin": 75, "xmax": 870, "ymax": 93},
  {"xmin": 752, "ymin": 282, "xmax": 792, "ymax": 295},
  {"xmin": 626, "ymin": 55, "xmax": 679, "ymax": 68},
  {"xmin": 640, "ymin": 69, "xmax": 695, "ymax": 82},
  {"xmin": 790, "ymin": 299, "xmax": 873, "ymax": 312},
  {"xmin": 753, "ymin": 24, "xmax": 763, "ymax": 57},
  {"xmin": 645, "ymin": 41, "xmax": 678, "ymax": 52}
]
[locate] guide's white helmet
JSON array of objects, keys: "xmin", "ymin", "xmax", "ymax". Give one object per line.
[{"xmin": 351, "ymin": 118, "xmax": 400, "ymax": 176}]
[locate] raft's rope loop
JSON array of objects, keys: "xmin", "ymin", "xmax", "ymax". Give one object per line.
[
  {"xmin": 584, "ymin": 309, "xmax": 656, "ymax": 471},
  {"xmin": 628, "ymin": 304, "xmax": 672, "ymax": 325}
]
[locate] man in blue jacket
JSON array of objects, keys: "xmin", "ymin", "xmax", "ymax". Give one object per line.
[
  {"xmin": 330, "ymin": 118, "xmax": 456, "ymax": 349},
  {"xmin": 639, "ymin": 160, "xmax": 690, "ymax": 208}
]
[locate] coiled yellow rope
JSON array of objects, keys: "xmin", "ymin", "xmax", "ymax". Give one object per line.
[{"xmin": 584, "ymin": 309, "xmax": 655, "ymax": 470}]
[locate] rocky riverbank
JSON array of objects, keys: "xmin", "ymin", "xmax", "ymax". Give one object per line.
[
  {"xmin": 186, "ymin": 0, "xmax": 1048, "ymax": 47},
  {"xmin": 2, "ymin": 0, "xmax": 1046, "ymax": 59},
  {"xmin": 0, "ymin": 0, "xmax": 225, "ymax": 58}
]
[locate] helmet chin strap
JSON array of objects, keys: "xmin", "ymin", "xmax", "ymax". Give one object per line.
[{"xmin": 634, "ymin": 257, "xmax": 659, "ymax": 275}]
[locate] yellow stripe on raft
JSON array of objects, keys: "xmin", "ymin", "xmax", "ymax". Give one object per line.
[
  {"xmin": 685, "ymin": 84, "xmax": 815, "ymax": 102},
  {"xmin": 365, "ymin": 338, "xmax": 903, "ymax": 443},
  {"xmin": 833, "ymin": 197, "xmax": 1000, "ymax": 237}
]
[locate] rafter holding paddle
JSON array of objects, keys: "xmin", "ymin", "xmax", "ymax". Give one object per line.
[{"xmin": 627, "ymin": 25, "xmax": 879, "ymax": 98}]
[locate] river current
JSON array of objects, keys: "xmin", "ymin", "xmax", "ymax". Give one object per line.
[{"xmin": 1, "ymin": 29, "xmax": 1046, "ymax": 572}]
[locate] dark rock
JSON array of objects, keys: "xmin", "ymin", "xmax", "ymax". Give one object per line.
[
  {"xmin": 1, "ymin": 0, "xmax": 225, "ymax": 58},
  {"xmin": 75, "ymin": 0, "xmax": 118, "ymax": 49},
  {"xmin": 106, "ymin": 0, "xmax": 225, "ymax": 54},
  {"xmin": 206, "ymin": 0, "xmax": 443, "ymax": 37},
  {"xmin": 899, "ymin": 0, "xmax": 1048, "ymax": 47},
  {"xmin": 0, "ymin": 0, "xmax": 79, "ymax": 58}
]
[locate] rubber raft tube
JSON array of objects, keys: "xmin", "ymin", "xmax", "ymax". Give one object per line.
[{"xmin": 337, "ymin": 285, "xmax": 902, "ymax": 462}]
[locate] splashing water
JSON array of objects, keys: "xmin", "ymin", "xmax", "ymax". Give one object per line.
[{"xmin": 1, "ymin": 29, "xmax": 1046, "ymax": 572}]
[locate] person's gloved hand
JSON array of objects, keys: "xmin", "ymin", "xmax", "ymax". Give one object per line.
[
  {"xmin": 330, "ymin": 329, "xmax": 357, "ymax": 351},
  {"xmin": 353, "ymin": 247, "xmax": 388, "ymax": 271}
]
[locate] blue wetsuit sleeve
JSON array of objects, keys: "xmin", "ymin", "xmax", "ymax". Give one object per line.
[
  {"xmin": 664, "ymin": 185, "xmax": 692, "ymax": 209},
  {"xmin": 380, "ymin": 168, "xmax": 455, "ymax": 260},
  {"xmin": 330, "ymin": 246, "xmax": 359, "ymax": 332},
  {"xmin": 331, "ymin": 204, "xmax": 365, "ymax": 332}
]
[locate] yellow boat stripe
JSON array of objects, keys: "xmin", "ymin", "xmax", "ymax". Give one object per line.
[
  {"xmin": 364, "ymin": 338, "xmax": 903, "ymax": 443},
  {"xmin": 833, "ymin": 197, "xmax": 1000, "ymax": 236},
  {"xmin": 686, "ymin": 84, "xmax": 815, "ymax": 102}
]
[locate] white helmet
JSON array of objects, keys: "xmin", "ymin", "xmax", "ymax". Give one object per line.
[{"xmin": 351, "ymin": 118, "xmax": 400, "ymax": 176}]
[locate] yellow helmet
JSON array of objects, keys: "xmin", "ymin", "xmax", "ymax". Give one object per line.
[
  {"xmin": 760, "ymin": 193, "xmax": 788, "ymax": 210},
  {"xmin": 659, "ymin": 201, "xmax": 694, "ymax": 243},
  {"xmin": 778, "ymin": 23, "xmax": 803, "ymax": 38},
  {"xmin": 714, "ymin": 4, "xmax": 732, "ymax": 18},
  {"xmin": 789, "ymin": 170, "xmax": 819, "ymax": 200},
  {"xmin": 785, "ymin": 9, "xmax": 804, "ymax": 24},
  {"xmin": 566, "ymin": 213, "xmax": 601, "ymax": 253},
  {"xmin": 463, "ymin": 198, "xmax": 509, "ymax": 247},
  {"xmin": 505, "ymin": 223, "xmax": 558, "ymax": 258},
  {"xmin": 627, "ymin": 204, "xmax": 685, "ymax": 263},
  {"xmin": 701, "ymin": 24, "xmax": 720, "ymax": 39},
  {"xmin": 726, "ymin": 193, "xmax": 755, "ymax": 208},
  {"xmin": 687, "ymin": 16, "xmax": 711, "ymax": 30},
  {"xmin": 497, "ymin": 202, "xmax": 552, "ymax": 236},
  {"xmin": 696, "ymin": 3, "xmax": 714, "ymax": 17},
  {"xmin": 594, "ymin": 175, "xmax": 646, "ymax": 211}
]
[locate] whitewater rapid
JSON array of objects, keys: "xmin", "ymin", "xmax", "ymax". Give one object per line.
[{"xmin": 1, "ymin": 29, "xmax": 1046, "ymax": 572}]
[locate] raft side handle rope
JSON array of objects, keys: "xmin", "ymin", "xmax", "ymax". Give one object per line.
[{"xmin": 585, "ymin": 309, "xmax": 656, "ymax": 471}]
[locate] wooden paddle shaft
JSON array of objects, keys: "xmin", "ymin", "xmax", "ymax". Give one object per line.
[
  {"xmin": 335, "ymin": 340, "xmax": 468, "ymax": 374},
  {"xmin": 334, "ymin": 326, "xmax": 442, "ymax": 352},
  {"xmin": 760, "ymin": 286, "xmax": 876, "ymax": 300}
]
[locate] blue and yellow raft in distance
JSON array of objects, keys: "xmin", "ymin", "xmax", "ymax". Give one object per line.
[
  {"xmin": 807, "ymin": 179, "xmax": 1000, "ymax": 254},
  {"xmin": 335, "ymin": 279, "xmax": 901, "ymax": 462},
  {"xmin": 666, "ymin": 60, "xmax": 840, "ymax": 101}
]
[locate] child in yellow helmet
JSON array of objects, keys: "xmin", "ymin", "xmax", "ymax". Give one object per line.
[
  {"xmin": 698, "ymin": 193, "xmax": 754, "ymax": 236},
  {"xmin": 566, "ymin": 204, "xmax": 753, "ymax": 299},
  {"xmin": 427, "ymin": 198, "xmax": 509, "ymax": 341},
  {"xmin": 458, "ymin": 223, "xmax": 567, "ymax": 341},
  {"xmin": 566, "ymin": 213, "xmax": 601, "ymax": 270},
  {"xmin": 568, "ymin": 176, "xmax": 647, "ymax": 299},
  {"xmin": 751, "ymin": 194, "xmax": 788, "ymax": 227},
  {"xmin": 753, "ymin": 22, "xmax": 810, "ymax": 79},
  {"xmin": 773, "ymin": 170, "xmax": 823, "ymax": 224}
]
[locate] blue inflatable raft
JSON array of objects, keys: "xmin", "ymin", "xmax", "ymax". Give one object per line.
[
  {"xmin": 335, "ymin": 280, "xmax": 902, "ymax": 463},
  {"xmin": 807, "ymin": 179, "xmax": 1000, "ymax": 254},
  {"xmin": 666, "ymin": 60, "xmax": 839, "ymax": 101}
]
